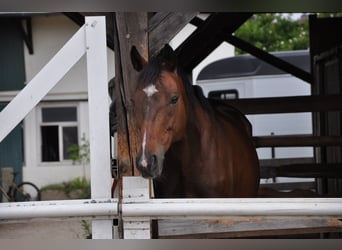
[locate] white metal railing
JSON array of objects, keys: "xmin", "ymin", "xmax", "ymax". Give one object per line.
[
  {"xmin": 122, "ymin": 198, "xmax": 342, "ymax": 218},
  {"xmin": 2, "ymin": 173, "xmax": 342, "ymax": 239},
  {"xmin": 0, "ymin": 198, "xmax": 118, "ymax": 222},
  {"xmin": 121, "ymin": 176, "xmax": 342, "ymax": 239}
]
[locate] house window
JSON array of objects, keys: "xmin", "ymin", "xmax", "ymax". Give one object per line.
[
  {"xmin": 40, "ymin": 106, "xmax": 78, "ymax": 162},
  {"xmin": 208, "ymin": 89, "xmax": 239, "ymax": 100}
]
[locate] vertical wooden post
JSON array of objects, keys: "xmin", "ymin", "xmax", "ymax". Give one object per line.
[
  {"xmin": 310, "ymin": 15, "xmax": 342, "ymax": 197},
  {"xmin": 114, "ymin": 12, "xmax": 148, "ymax": 177},
  {"xmin": 113, "ymin": 12, "xmax": 149, "ymax": 238}
]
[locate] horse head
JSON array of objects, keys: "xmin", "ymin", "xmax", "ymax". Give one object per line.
[{"xmin": 131, "ymin": 45, "xmax": 188, "ymax": 178}]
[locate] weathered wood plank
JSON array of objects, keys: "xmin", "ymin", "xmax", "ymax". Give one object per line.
[
  {"xmin": 114, "ymin": 15, "xmax": 149, "ymax": 236},
  {"xmin": 261, "ymin": 163, "xmax": 342, "ymax": 178},
  {"xmin": 254, "ymin": 135, "xmax": 342, "ymax": 147},
  {"xmin": 158, "ymin": 217, "xmax": 342, "ymax": 238},
  {"xmin": 149, "ymin": 12, "xmax": 198, "ymax": 56},
  {"xmin": 115, "ymin": 12, "xmax": 148, "ymax": 176},
  {"xmin": 259, "ymin": 184, "xmax": 317, "ymax": 195},
  {"xmin": 223, "ymin": 95, "xmax": 342, "ymax": 114},
  {"xmin": 260, "ymin": 157, "xmax": 315, "ymax": 167},
  {"xmin": 113, "ymin": 15, "xmax": 130, "ymax": 176}
]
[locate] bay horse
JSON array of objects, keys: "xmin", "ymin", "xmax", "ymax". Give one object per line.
[{"xmin": 130, "ymin": 44, "xmax": 259, "ymax": 198}]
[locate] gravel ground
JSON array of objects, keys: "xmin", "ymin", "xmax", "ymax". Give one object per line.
[
  {"xmin": 0, "ymin": 190, "xmax": 91, "ymax": 239},
  {"xmin": 0, "ymin": 220, "xmax": 89, "ymax": 239}
]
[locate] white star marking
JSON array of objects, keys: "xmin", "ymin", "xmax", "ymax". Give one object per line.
[{"xmin": 143, "ymin": 84, "xmax": 158, "ymax": 97}]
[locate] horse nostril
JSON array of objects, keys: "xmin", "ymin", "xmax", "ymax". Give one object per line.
[{"xmin": 151, "ymin": 155, "xmax": 157, "ymax": 165}]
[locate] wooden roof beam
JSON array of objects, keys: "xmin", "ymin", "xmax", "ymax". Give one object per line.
[
  {"xmin": 179, "ymin": 12, "xmax": 311, "ymax": 83},
  {"xmin": 224, "ymin": 34, "xmax": 312, "ymax": 83},
  {"xmin": 175, "ymin": 13, "xmax": 253, "ymax": 73},
  {"xmin": 148, "ymin": 12, "xmax": 199, "ymax": 57}
]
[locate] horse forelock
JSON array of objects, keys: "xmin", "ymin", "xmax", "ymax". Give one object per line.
[{"xmin": 138, "ymin": 57, "xmax": 163, "ymax": 88}]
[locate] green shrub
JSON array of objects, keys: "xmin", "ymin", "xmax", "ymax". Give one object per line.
[{"xmin": 41, "ymin": 177, "xmax": 91, "ymax": 199}]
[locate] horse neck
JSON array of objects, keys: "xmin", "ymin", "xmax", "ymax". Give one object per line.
[
  {"xmin": 172, "ymin": 98, "xmax": 212, "ymax": 157},
  {"xmin": 189, "ymin": 97, "xmax": 214, "ymax": 134}
]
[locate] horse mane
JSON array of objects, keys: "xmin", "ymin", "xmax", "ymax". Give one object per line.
[
  {"xmin": 209, "ymin": 98, "xmax": 253, "ymax": 136},
  {"xmin": 138, "ymin": 56, "xmax": 163, "ymax": 87},
  {"xmin": 178, "ymin": 66, "xmax": 252, "ymax": 136},
  {"xmin": 177, "ymin": 67, "xmax": 212, "ymax": 112}
]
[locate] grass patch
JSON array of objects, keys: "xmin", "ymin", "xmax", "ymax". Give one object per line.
[{"xmin": 41, "ymin": 177, "xmax": 91, "ymax": 199}]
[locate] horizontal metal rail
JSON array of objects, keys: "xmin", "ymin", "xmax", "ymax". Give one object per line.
[
  {"xmin": 4, "ymin": 197, "xmax": 340, "ymax": 222},
  {"xmin": 0, "ymin": 198, "xmax": 118, "ymax": 222},
  {"xmin": 122, "ymin": 198, "xmax": 342, "ymax": 219}
]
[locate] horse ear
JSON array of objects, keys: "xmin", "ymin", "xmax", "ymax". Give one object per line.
[
  {"xmin": 159, "ymin": 44, "xmax": 178, "ymax": 71},
  {"xmin": 130, "ymin": 46, "xmax": 147, "ymax": 72}
]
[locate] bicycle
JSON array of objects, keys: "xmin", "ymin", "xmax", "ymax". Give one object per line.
[{"xmin": 0, "ymin": 171, "xmax": 41, "ymax": 202}]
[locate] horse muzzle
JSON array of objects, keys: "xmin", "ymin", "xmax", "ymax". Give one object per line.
[{"xmin": 136, "ymin": 154, "xmax": 160, "ymax": 178}]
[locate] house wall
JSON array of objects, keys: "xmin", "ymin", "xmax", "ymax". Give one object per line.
[{"xmin": 21, "ymin": 14, "xmax": 115, "ymax": 188}]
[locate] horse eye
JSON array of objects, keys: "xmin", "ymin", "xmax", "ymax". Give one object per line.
[{"xmin": 170, "ymin": 95, "xmax": 179, "ymax": 105}]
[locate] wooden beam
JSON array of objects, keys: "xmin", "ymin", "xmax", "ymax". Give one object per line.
[
  {"xmin": 189, "ymin": 14, "xmax": 311, "ymax": 84},
  {"xmin": 21, "ymin": 17, "xmax": 33, "ymax": 54},
  {"xmin": 222, "ymin": 95, "xmax": 342, "ymax": 114},
  {"xmin": 114, "ymin": 13, "xmax": 148, "ymax": 177},
  {"xmin": 260, "ymin": 182, "xmax": 317, "ymax": 192},
  {"xmin": 63, "ymin": 12, "xmax": 84, "ymax": 26},
  {"xmin": 260, "ymin": 163, "xmax": 342, "ymax": 178},
  {"xmin": 148, "ymin": 12, "xmax": 198, "ymax": 56},
  {"xmin": 189, "ymin": 16, "xmax": 204, "ymax": 27},
  {"xmin": 176, "ymin": 13, "xmax": 253, "ymax": 72},
  {"xmin": 224, "ymin": 34, "xmax": 312, "ymax": 83},
  {"xmin": 113, "ymin": 14, "xmax": 130, "ymax": 177},
  {"xmin": 254, "ymin": 135, "xmax": 342, "ymax": 148},
  {"xmin": 158, "ymin": 218, "xmax": 342, "ymax": 238},
  {"xmin": 114, "ymin": 13, "xmax": 149, "ymax": 238},
  {"xmin": 260, "ymin": 157, "xmax": 314, "ymax": 167},
  {"xmin": 309, "ymin": 15, "xmax": 342, "ymax": 56}
]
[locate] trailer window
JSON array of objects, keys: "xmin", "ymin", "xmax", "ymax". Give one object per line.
[{"xmin": 208, "ymin": 89, "xmax": 239, "ymax": 100}]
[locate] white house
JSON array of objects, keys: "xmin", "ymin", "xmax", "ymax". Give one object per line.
[{"xmin": 0, "ymin": 14, "xmax": 114, "ymax": 188}]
